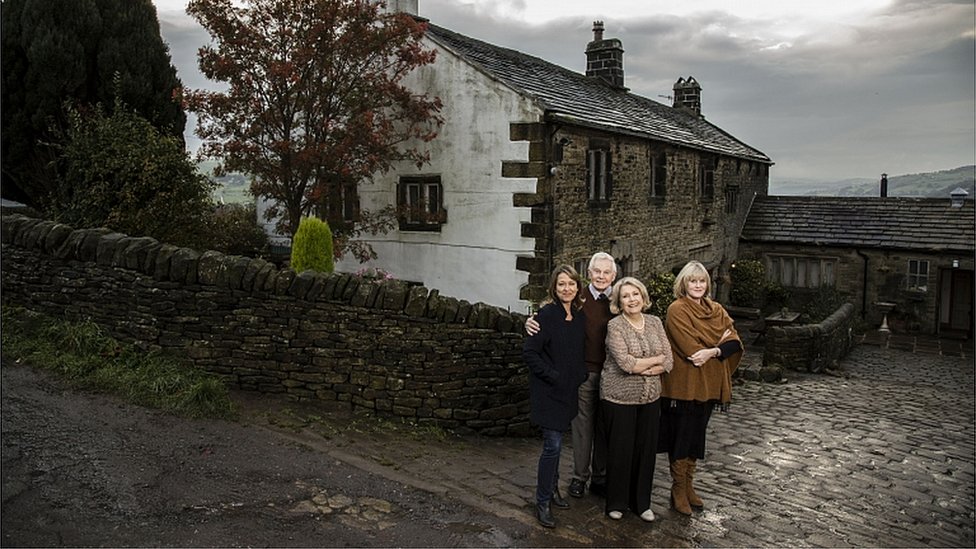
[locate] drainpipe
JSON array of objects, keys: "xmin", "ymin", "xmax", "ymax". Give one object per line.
[
  {"xmin": 546, "ymin": 124, "xmax": 563, "ymax": 277},
  {"xmin": 856, "ymin": 249, "xmax": 869, "ymax": 317}
]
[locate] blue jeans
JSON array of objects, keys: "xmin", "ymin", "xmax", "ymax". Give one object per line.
[{"xmin": 536, "ymin": 428, "xmax": 562, "ymax": 505}]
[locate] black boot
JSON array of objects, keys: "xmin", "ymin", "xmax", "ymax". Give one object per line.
[
  {"xmin": 536, "ymin": 501, "xmax": 555, "ymax": 528},
  {"xmin": 551, "ymin": 487, "xmax": 570, "ymax": 509}
]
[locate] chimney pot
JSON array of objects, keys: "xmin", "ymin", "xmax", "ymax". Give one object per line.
[
  {"xmin": 672, "ymin": 76, "xmax": 702, "ymax": 116},
  {"xmin": 593, "ymin": 21, "xmax": 604, "ymax": 41},
  {"xmin": 880, "ymin": 173, "xmax": 888, "ymax": 198},
  {"xmin": 585, "ymin": 22, "xmax": 626, "ymax": 90},
  {"xmin": 382, "ymin": 0, "xmax": 418, "ymax": 15}
]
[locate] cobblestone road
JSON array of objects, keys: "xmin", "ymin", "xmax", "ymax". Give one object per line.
[
  {"xmin": 256, "ymin": 342, "xmax": 975, "ymax": 547},
  {"xmin": 685, "ymin": 344, "xmax": 975, "ymax": 548}
]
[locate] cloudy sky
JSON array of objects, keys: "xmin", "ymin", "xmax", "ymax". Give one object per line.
[{"xmin": 152, "ymin": 0, "xmax": 975, "ymax": 182}]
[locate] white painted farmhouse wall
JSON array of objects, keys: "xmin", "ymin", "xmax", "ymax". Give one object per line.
[{"xmin": 334, "ymin": 38, "xmax": 543, "ymax": 313}]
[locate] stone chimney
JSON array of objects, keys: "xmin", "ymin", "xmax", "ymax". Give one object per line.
[
  {"xmin": 382, "ymin": 0, "xmax": 418, "ymax": 15},
  {"xmin": 950, "ymin": 187, "xmax": 969, "ymax": 207},
  {"xmin": 672, "ymin": 76, "xmax": 702, "ymax": 115},
  {"xmin": 586, "ymin": 21, "xmax": 627, "ymax": 91}
]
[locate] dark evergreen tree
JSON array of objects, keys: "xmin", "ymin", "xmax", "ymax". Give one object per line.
[{"xmin": 1, "ymin": 0, "xmax": 186, "ymax": 206}]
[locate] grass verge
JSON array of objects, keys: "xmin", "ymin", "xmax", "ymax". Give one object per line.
[
  {"xmin": 262, "ymin": 404, "xmax": 455, "ymax": 445},
  {"xmin": 1, "ymin": 306, "xmax": 235, "ymax": 419}
]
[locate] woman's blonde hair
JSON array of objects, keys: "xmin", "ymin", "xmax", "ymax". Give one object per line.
[
  {"xmin": 609, "ymin": 277, "xmax": 651, "ymax": 315},
  {"xmin": 673, "ymin": 261, "xmax": 711, "ymax": 299},
  {"xmin": 547, "ymin": 264, "xmax": 584, "ymax": 309}
]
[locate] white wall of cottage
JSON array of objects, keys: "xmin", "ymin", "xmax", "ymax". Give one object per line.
[{"xmin": 332, "ymin": 38, "xmax": 543, "ymax": 313}]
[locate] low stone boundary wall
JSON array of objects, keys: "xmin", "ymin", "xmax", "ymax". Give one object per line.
[
  {"xmin": 764, "ymin": 303, "xmax": 856, "ymax": 373},
  {"xmin": 1, "ymin": 214, "xmax": 532, "ymax": 436}
]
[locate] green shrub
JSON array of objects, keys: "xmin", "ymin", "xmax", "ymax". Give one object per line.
[
  {"xmin": 801, "ymin": 285, "xmax": 847, "ymax": 324},
  {"xmin": 290, "ymin": 216, "xmax": 334, "ymax": 273},
  {"xmin": 49, "ymin": 101, "xmax": 216, "ymax": 249},
  {"xmin": 730, "ymin": 259, "xmax": 766, "ymax": 307},
  {"xmin": 763, "ymin": 282, "xmax": 792, "ymax": 314},
  {"xmin": 644, "ymin": 271, "xmax": 676, "ymax": 320},
  {"xmin": 201, "ymin": 203, "xmax": 270, "ymax": 258}
]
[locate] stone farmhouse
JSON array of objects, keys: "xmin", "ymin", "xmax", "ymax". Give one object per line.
[
  {"xmin": 739, "ymin": 192, "xmax": 975, "ymax": 338},
  {"xmin": 301, "ymin": 1, "xmax": 772, "ymax": 312}
]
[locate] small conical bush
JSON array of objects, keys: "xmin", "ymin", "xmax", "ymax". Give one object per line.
[{"xmin": 290, "ymin": 217, "xmax": 334, "ymax": 274}]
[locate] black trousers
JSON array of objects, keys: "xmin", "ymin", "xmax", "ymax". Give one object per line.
[
  {"xmin": 658, "ymin": 398, "xmax": 714, "ymax": 460},
  {"xmin": 603, "ymin": 399, "xmax": 661, "ymax": 514}
]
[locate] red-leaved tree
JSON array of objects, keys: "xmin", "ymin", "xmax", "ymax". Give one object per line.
[{"xmin": 184, "ymin": 0, "xmax": 442, "ymax": 259}]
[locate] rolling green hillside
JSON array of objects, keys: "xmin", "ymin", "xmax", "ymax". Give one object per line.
[
  {"xmin": 197, "ymin": 160, "xmax": 253, "ymax": 205},
  {"xmin": 200, "ymin": 161, "xmax": 975, "ymax": 204},
  {"xmin": 770, "ymin": 166, "xmax": 975, "ymax": 198}
]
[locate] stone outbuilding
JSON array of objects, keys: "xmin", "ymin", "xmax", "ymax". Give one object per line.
[{"xmin": 739, "ymin": 194, "xmax": 975, "ymax": 337}]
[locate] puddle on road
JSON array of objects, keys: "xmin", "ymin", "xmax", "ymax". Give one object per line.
[{"xmin": 443, "ymin": 522, "xmax": 515, "ymax": 546}]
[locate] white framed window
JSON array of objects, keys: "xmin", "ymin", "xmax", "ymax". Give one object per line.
[
  {"xmin": 768, "ymin": 255, "xmax": 837, "ymax": 288},
  {"xmin": 907, "ymin": 259, "xmax": 929, "ymax": 291},
  {"xmin": 397, "ymin": 176, "xmax": 445, "ymax": 231}
]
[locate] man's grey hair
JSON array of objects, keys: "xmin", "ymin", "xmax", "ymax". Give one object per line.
[{"xmin": 587, "ymin": 251, "xmax": 617, "ymax": 274}]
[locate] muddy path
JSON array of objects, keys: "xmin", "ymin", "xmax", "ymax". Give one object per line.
[{"xmin": 1, "ymin": 362, "xmax": 537, "ymax": 547}]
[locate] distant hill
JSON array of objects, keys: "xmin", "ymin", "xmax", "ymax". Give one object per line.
[
  {"xmin": 196, "ymin": 160, "xmax": 253, "ymax": 205},
  {"xmin": 770, "ymin": 166, "xmax": 975, "ymax": 198}
]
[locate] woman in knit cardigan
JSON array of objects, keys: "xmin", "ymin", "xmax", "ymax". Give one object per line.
[
  {"xmin": 660, "ymin": 261, "xmax": 743, "ymax": 516},
  {"xmin": 601, "ymin": 277, "xmax": 673, "ymax": 522}
]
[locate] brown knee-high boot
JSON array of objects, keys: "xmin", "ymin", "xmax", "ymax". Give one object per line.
[
  {"xmin": 669, "ymin": 459, "xmax": 692, "ymax": 515},
  {"xmin": 686, "ymin": 458, "xmax": 703, "ymax": 510}
]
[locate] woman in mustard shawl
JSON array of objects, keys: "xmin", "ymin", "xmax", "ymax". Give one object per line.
[{"xmin": 660, "ymin": 261, "xmax": 743, "ymax": 516}]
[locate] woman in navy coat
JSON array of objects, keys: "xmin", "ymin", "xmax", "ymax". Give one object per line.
[{"xmin": 523, "ymin": 264, "xmax": 588, "ymax": 528}]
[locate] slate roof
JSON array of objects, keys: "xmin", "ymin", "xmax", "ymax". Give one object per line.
[
  {"xmin": 741, "ymin": 196, "xmax": 976, "ymax": 253},
  {"xmin": 424, "ymin": 24, "xmax": 771, "ymax": 164}
]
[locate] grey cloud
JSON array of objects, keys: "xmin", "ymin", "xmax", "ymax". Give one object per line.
[{"xmin": 159, "ymin": 0, "xmax": 974, "ymax": 180}]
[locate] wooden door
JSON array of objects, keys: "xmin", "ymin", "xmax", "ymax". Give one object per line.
[{"xmin": 943, "ymin": 269, "xmax": 974, "ymax": 337}]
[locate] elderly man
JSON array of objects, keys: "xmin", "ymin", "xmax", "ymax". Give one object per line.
[{"xmin": 527, "ymin": 252, "xmax": 617, "ymax": 498}]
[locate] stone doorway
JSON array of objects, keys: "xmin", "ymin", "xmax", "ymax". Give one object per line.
[{"xmin": 939, "ymin": 268, "xmax": 973, "ymax": 339}]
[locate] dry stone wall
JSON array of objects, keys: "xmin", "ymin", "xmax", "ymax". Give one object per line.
[
  {"xmin": 1, "ymin": 214, "xmax": 532, "ymax": 436},
  {"xmin": 764, "ymin": 303, "xmax": 857, "ymax": 374}
]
